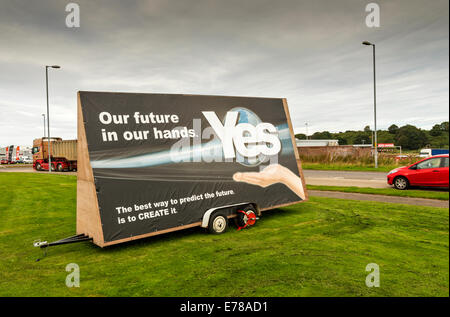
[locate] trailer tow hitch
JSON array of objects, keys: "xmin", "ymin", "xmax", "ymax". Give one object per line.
[
  {"xmin": 33, "ymin": 234, "xmax": 92, "ymax": 260},
  {"xmin": 34, "ymin": 234, "xmax": 92, "ymax": 249}
]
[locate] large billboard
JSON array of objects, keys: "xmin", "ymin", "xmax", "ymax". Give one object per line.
[{"xmin": 77, "ymin": 92, "xmax": 307, "ymax": 246}]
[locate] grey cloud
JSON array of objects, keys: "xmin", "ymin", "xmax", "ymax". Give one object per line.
[{"xmin": 0, "ymin": 0, "xmax": 448, "ymax": 146}]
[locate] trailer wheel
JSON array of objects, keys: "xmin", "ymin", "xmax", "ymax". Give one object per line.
[
  {"xmin": 235, "ymin": 206, "xmax": 257, "ymax": 229},
  {"xmin": 36, "ymin": 163, "xmax": 41, "ymax": 171},
  {"xmin": 208, "ymin": 212, "xmax": 228, "ymax": 234},
  {"xmin": 57, "ymin": 163, "xmax": 63, "ymax": 172}
]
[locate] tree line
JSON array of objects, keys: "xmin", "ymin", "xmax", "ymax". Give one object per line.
[{"xmin": 295, "ymin": 121, "xmax": 449, "ymax": 150}]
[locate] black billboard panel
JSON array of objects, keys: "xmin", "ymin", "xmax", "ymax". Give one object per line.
[{"xmin": 76, "ymin": 92, "xmax": 307, "ymax": 246}]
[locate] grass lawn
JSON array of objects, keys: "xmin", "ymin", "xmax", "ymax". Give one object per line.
[
  {"xmin": 307, "ymin": 185, "xmax": 449, "ymax": 201},
  {"xmin": 302, "ymin": 163, "xmax": 399, "ymax": 173},
  {"xmin": 0, "ymin": 163, "xmax": 32, "ymax": 168},
  {"xmin": 0, "ymin": 173, "xmax": 448, "ymax": 297}
]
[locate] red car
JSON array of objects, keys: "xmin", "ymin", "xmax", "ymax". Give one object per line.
[{"xmin": 387, "ymin": 154, "xmax": 449, "ymax": 190}]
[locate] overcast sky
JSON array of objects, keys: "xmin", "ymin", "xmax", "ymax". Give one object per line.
[{"xmin": 0, "ymin": 0, "xmax": 448, "ymax": 146}]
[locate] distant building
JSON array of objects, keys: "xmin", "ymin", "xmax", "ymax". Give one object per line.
[
  {"xmin": 296, "ymin": 139, "xmax": 339, "ymax": 147},
  {"xmin": 296, "ymin": 139, "xmax": 374, "ymax": 158},
  {"xmin": 352, "ymin": 144, "xmax": 373, "ymax": 148}
]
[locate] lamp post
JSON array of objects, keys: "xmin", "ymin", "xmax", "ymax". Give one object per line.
[
  {"xmin": 362, "ymin": 41, "xmax": 378, "ymax": 168},
  {"xmin": 45, "ymin": 65, "xmax": 61, "ymax": 173},
  {"xmin": 305, "ymin": 122, "xmax": 309, "ymax": 140},
  {"xmin": 42, "ymin": 114, "xmax": 46, "ymax": 138}
]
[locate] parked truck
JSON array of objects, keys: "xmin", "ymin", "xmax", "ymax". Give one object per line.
[
  {"xmin": 1, "ymin": 145, "xmax": 20, "ymax": 164},
  {"xmin": 32, "ymin": 137, "xmax": 77, "ymax": 171},
  {"xmin": 419, "ymin": 148, "xmax": 449, "ymax": 158}
]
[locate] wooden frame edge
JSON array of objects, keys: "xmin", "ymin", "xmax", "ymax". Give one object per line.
[
  {"xmin": 282, "ymin": 98, "xmax": 309, "ymax": 201},
  {"xmin": 76, "ymin": 92, "xmax": 106, "ymax": 247}
]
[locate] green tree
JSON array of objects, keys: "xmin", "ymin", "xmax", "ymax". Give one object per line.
[
  {"xmin": 395, "ymin": 125, "xmax": 428, "ymax": 150},
  {"xmin": 429, "ymin": 124, "xmax": 443, "ymax": 136},
  {"xmin": 312, "ymin": 131, "xmax": 333, "ymax": 139},
  {"xmin": 295, "ymin": 133, "xmax": 307, "ymax": 140},
  {"xmin": 377, "ymin": 130, "xmax": 395, "ymax": 143},
  {"xmin": 388, "ymin": 124, "xmax": 399, "ymax": 134},
  {"xmin": 298, "ymin": 122, "xmax": 446, "ymax": 148},
  {"xmin": 354, "ymin": 132, "xmax": 371, "ymax": 145},
  {"xmin": 337, "ymin": 137, "xmax": 348, "ymax": 145}
]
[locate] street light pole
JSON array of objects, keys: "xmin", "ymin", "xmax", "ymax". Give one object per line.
[
  {"xmin": 42, "ymin": 114, "xmax": 46, "ymax": 138},
  {"xmin": 45, "ymin": 65, "xmax": 61, "ymax": 173},
  {"xmin": 372, "ymin": 44, "xmax": 378, "ymax": 169},
  {"xmin": 305, "ymin": 122, "xmax": 309, "ymax": 140},
  {"xmin": 362, "ymin": 41, "xmax": 378, "ymax": 168}
]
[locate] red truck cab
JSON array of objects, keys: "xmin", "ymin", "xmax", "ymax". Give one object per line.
[{"xmin": 32, "ymin": 137, "xmax": 77, "ymax": 172}]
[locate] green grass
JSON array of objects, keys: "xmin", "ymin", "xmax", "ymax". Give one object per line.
[
  {"xmin": 0, "ymin": 163, "xmax": 32, "ymax": 168},
  {"xmin": 302, "ymin": 163, "xmax": 398, "ymax": 172},
  {"xmin": 307, "ymin": 185, "xmax": 449, "ymax": 201},
  {"xmin": 0, "ymin": 173, "xmax": 448, "ymax": 297}
]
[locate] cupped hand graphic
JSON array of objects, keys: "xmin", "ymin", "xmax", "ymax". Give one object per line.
[{"xmin": 233, "ymin": 164, "xmax": 306, "ymax": 200}]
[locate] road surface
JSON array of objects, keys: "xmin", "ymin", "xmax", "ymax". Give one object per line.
[
  {"xmin": 0, "ymin": 166, "xmax": 77, "ymax": 175},
  {"xmin": 309, "ymin": 190, "xmax": 449, "ymax": 208},
  {"xmin": 302, "ymin": 169, "xmax": 388, "ymax": 188},
  {"xmin": 0, "ymin": 167, "xmax": 403, "ymax": 188},
  {"xmin": 1, "ymin": 166, "xmax": 447, "ymax": 207}
]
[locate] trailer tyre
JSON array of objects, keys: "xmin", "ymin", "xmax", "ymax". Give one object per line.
[
  {"xmin": 235, "ymin": 206, "xmax": 257, "ymax": 229},
  {"xmin": 208, "ymin": 212, "xmax": 228, "ymax": 234},
  {"xmin": 57, "ymin": 163, "xmax": 63, "ymax": 172},
  {"xmin": 35, "ymin": 163, "xmax": 41, "ymax": 171}
]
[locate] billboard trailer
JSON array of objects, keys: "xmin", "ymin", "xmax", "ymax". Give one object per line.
[{"xmin": 35, "ymin": 91, "xmax": 307, "ymax": 250}]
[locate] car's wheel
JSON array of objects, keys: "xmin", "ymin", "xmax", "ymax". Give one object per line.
[
  {"xmin": 208, "ymin": 212, "xmax": 228, "ymax": 234},
  {"xmin": 394, "ymin": 176, "xmax": 409, "ymax": 190},
  {"xmin": 235, "ymin": 205, "xmax": 257, "ymax": 229},
  {"xmin": 51, "ymin": 164, "xmax": 56, "ymax": 171},
  {"xmin": 35, "ymin": 163, "xmax": 41, "ymax": 171},
  {"xmin": 57, "ymin": 163, "xmax": 63, "ymax": 172}
]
